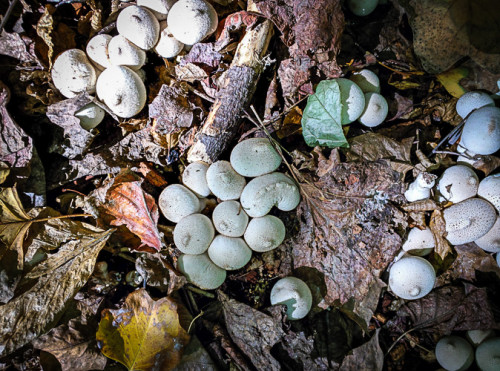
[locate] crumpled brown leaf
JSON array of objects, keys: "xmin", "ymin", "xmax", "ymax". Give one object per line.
[
  {"xmin": 429, "ymin": 209, "xmax": 452, "ymax": 260},
  {"xmin": 0, "ymin": 30, "xmax": 41, "ymax": 67},
  {"xmin": 339, "ymin": 329, "xmax": 383, "ymax": 371}
]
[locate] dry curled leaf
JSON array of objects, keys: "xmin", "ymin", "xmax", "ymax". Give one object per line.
[{"xmin": 429, "ymin": 209, "xmax": 452, "ymax": 260}]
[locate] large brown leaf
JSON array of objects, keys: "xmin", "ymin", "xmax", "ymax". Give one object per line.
[{"xmin": 339, "ymin": 329, "xmax": 383, "ymax": 371}]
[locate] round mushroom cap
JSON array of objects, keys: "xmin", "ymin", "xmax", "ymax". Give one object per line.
[
  {"xmin": 86, "ymin": 34, "xmax": 112, "ymax": 69},
  {"xmin": 177, "ymin": 253, "xmax": 226, "ymax": 289},
  {"xmin": 167, "ymin": 0, "xmax": 218, "ymax": 45},
  {"xmin": 155, "ymin": 21, "xmax": 184, "ymax": 58},
  {"xmin": 117, "ymin": 5, "xmax": 160, "ymax": 50},
  {"xmin": 336, "ymin": 78, "xmax": 366, "ymax": 125},
  {"xmin": 173, "ymin": 213, "xmax": 215, "ymax": 254},
  {"xmin": 476, "ymin": 337, "xmax": 500, "ymax": 371},
  {"xmin": 435, "ymin": 335, "xmax": 474, "ymax": 371},
  {"xmin": 96, "ymin": 66, "xmax": 147, "ymax": 118},
  {"xmin": 137, "ymin": 0, "xmax": 176, "ymax": 20},
  {"xmin": 443, "ymin": 198, "xmax": 497, "ymax": 245},
  {"xmin": 388, "ymin": 256, "xmax": 435, "ymax": 300},
  {"xmin": 108, "ymin": 35, "xmax": 146, "ymax": 70},
  {"xmin": 158, "ymin": 184, "xmax": 202, "ymax": 223},
  {"xmin": 270, "ymin": 277, "xmax": 312, "ymax": 320},
  {"xmin": 182, "ymin": 161, "xmax": 211, "ymax": 197},
  {"xmin": 208, "ymin": 235, "xmax": 252, "ymax": 270},
  {"xmin": 461, "ymin": 106, "xmax": 500, "ymax": 155},
  {"xmin": 212, "ymin": 201, "xmax": 249, "ymax": 237},
  {"xmin": 347, "ymin": 0, "xmax": 379, "ymax": 16},
  {"xmin": 75, "ymin": 102, "xmax": 105, "ymax": 131},
  {"xmin": 358, "ymin": 92, "xmax": 388, "ymax": 127},
  {"xmin": 437, "ymin": 165, "xmax": 479, "ymax": 203},
  {"xmin": 466, "ymin": 329, "xmax": 496, "ymax": 347},
  {"xmin": 402, "ymin": 227, "xmax": 435, "ymax": 256},
  {"xmin": 478, "ymin": 174, "xmax": 500, "ymax": 212},
  {"xmin": 230, "ymin": 138, "xmax": 282, "ymax": 177},
  {"xmin": 349, "ymin": 69, "xmax": 380, "ymax": 93},
  {"xmin": 240, "ymin": 172, "xmax": 300, "ymax": 217},
  {"xmin": 244, "ymin": 215, "xmax": 286, "ymax": 252},
  {"xmin": 206, "ymin": 161, "xmax": 246, "ymax": 201},
  {"xmin": 474, "ymin": 216, "xmax": 500, "ymax": 253},
  {"xmin": 456, "ymin": 91, "xmax": 495, "ymax": 118},
  {"xmin": 51, "ymin": 49, "xmax": 97, "ymax": 98}
]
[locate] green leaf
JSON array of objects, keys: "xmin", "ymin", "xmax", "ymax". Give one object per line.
[{"xmin": 301, "ymin": 80, "xmax": 348, "ymax": 148}]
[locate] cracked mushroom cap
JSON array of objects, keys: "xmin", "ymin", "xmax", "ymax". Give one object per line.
[
  {"xmin": 476, "ymin": 337, "xmax": 500, "ymax": 371},
  {"xmin": 478, "ymin": 174, "xmax": 500, "ymax": 212},
  {"xmin": 358, "ymin": 92, "xmax": 388, "ymax": 127},
  {"xmin": 443, "ymin": 198, "xmax": 497, "ymax": 245},
  {"xmin": 96, "ymin": 66, "xmax": 146, "ymax": 118},
  {"xmin": 270, "ymin": 277, "xmax": 312, "ymax": 320},
  {"xmin": 212, "ymin": 201, "xmax": 249, "ymax": 237},
  {"xmin": 75, "ymin": 102, "xmax": 105, "ymax": 131},
  {"xmin": 336, "ymin": 78, "xmax": 366, "ymax": 125},
  {"xmin": 155, "ymin": 21, "xmax": 184, "ymax": 58},
  {"xmin": 456, "ymin": 91, "xmax": 495, "ymax": 119},
  {"xmin": 207, "ymin": 235, "xmax": 252, "ymax": 270},
  {"xmin": 108, "ymin": 35, "xmax": 147, "ymax": 70},
  {"xmin": 404, "ymin": 172, "xmax": 437, "ymax": 202},
  {"xmin": 173, "ymin": 213, "xmax": 215, "ymax": 254},
  {"xmin": 117, "ymin": 5, "xmax": 160, "ymax": 50},
  {"xmin": 137, "ymin": 0, "xmax": 176, "ymax": 20},
  {"xmin": 244, "ymin": 215, "xmax": 286, "ymax": 252},
  {"xmin": 51, "ymin": 49, "xmax": 97, "ymax": 98},
  {"xmin": 388, "ymin": 256, "xmax": 435, "ymax": 300},
  {"xmin": 167, "ymin": 0, "xmax": 218, "ymax": 45},
  {"xmin": 349, "ymin": 69, "xmax": 381, "ymax": 93},
  {"xmin": 474, "ymin": 216, "xmax": 500, "ymax": 253},
  {"xmin": 182, "ymin": 161, "xmax": 211, "ymax": 197},
  {"xmin": 460, "ymin": 106, "xmax": 500, "ymax": 155},
  {"xmin": 230, "ymin": 138, "xmax": 282, "ymax": 177},
  {"xmin": 158, "ymin": 184, "xmax": 202, "ymax": 223},
  {"xmin": 402, "ymin": 227, "xmax": 435, "ymax": 256},
  {"xmin": 177, "ymin": 253, "xmax": 226, "ymax": 289},
  {"xmin": 437, "ymin": 165, "xmax": 479, "ymax": 203},
  {"xmin": 435, "ymin": 335, "xmax": 474, "ymax": 371},
  {"xmin": 86, "ymin": 34, "xmax": 112, "ymax": 69},
  {"xmin": 240, "ymin": 172, "xmax": 300, "ymax": 217},
  {"xmin": 206, "ymin": 161, "xmax": 246, "ymax": 201}
]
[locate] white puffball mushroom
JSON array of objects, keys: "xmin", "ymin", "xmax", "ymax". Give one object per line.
[
  {"xmin": 158, "ymin": 184, "xmax": 202, "ymax": 223},
  {"xmin": 456, "ymin": 91, "xmax": 495, "ymax": 119},
  {"xmin": 155, "ymin": 21, "xmax": 184, "ymax": 58},
  {"xmin": 51, "ymin": 49, "xmax": 97, "ymax": 98},
  {"xmin": 443, "ymin": 198, "xmax": 497, "ymax": 245},
  {"xmin": 96, "ymin": 66, "xmax": 147, "ymax": 118},
  {"xmin": 182, "ymin": 161, "xmax": 211, "ymax": 197},
  {"xmin": 244, "ymin": 215, "xmax": 286, "ymax": 252},
  {"xmin": 460, "ymin": 106, "xmax": 500, "ymax": 155},
  {"xmin": 404, "ymin": 172, "xmax": 437, "ymax": 202},
  {"xmin": 336, "ymin": 78, "xmax": 366, "ymax": 125},
  {"xmin": 358, "ymin": 92, "xmax": 388, "ymax": 127},
  {"xmin": 497, "ymin": 253, "xmax": 500, "ymax": 267},
  {"xmin": 478, "ymin": 174, "xmax": 500, "ymax": 212},
  {"xmin": 137, "ymin": 0, "xmax": 176, "ymax": 20},
  {"xmin": 466, "ymin": 330, "xmax": 496, "ymax": 347},
  {"xmin": 208, "ymin": 235, "xmax": 252, "ymax": 270},
  {"xmin": 86, "ymin": 34, "xmax": 112, "ymax": 69},
  {"xmin": 173, "ymin": 213, "xmax": 215, "ymax": 254},
  {"xmin": 240, "ymin": 172, "xmax": 301, "ymax": 218},
  {"xmin": 167, "ymin": 0, "xmax": 218, "ymax": 45},
  {"xmin": 402, "ymin": 227, "xmax": 435, "ymax": 256},
  {"xmin": 476, "ymin": 337, "xmax": 500, "ymax": 371},
  {"xmin": 474, "ymin": 216, "xmax": 500, "ymax": 253},
  {"xmin": 117, "ymin": 5, "xmax": 160, "ymax": 50},
  {"xmin": 75, "ymin": 102, "xmax": 105, "ymax": 130},
  {"xmin": 206, "ymin": 161, "xmax": 246, "ymax": 201},
  {"xmin": 435, "ymin": 335, "xmax": 474, "ymax": 371},
  {"xmin": 135, "ymin": 68, "xmax": 147, "ymax": 82},
  {"xmin": 349, "ymin": 69, "xmax": 381, "ymax": 93},
  {"xmin": 388, "ymin": 256, "xmax": 435, "ymax": 300},
  {"xmin": 230, "ymin": 138, "xmax": 282, "ymax": 177},
  {"xmin": 270, "ymin": 277, "xmax": 312, "ymax": 320},
  {"xmin": 177, "ymin": 253, "xmax": 226, "ymax": 290},
  {"xmin": 437, "ymin": 165, "xmax": 479, "ymax": 203},
  {"xmin": 347, "ymin": 0, "xmax": 379, "ymax": 16},
  {"xmin": 212, "ymin": 201, "xmax": 249, "ymax": 237},
  {"xmin": 108, "ymin": 35, "xmax": 147, "ymax": 70}
]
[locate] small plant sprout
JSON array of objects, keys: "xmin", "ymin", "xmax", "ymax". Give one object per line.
[
  {"xmin": 86, "ymin": 34, "xmax": 112, "ymax": 69},
  {"xmin": 358, "ymin": 92, "xmax": 388, "ymax": 127},
  {"xmin": 155, "ymin": 21, "xmax": 185, "ymax": 59},
  {"xmin": 173, "ymin": 214, "xmax": 215, "ymax": 254},
  {"xmin": 402, "ymin": 227, "xmax": 435, "ymax": 256},
  {"xmin": 335, "ymin": 78, "xmax": 366, "ymax": 125},
  {"xmin": 158, "ymin": 184, "xmax": 203, "ymax": 223},
  {"xmin": 475, "ymin": 337, "xmax": 500, "ymax": 371},
  {"xmin": 206, "ymin": 161, "xmax": 246, "ymax": 201},
  {"xmin": 460, "ymin": 106, "xmax": 500, "ymax": 156},
  {"xmin": 349, "ymin": 69, "xmax": 381, "ymax": 93},
  {"xmin": 478, "ymin": 174, "xmax": 500, "ymax": 212},
  {"xmin": 456, "ymin": 91, "xmax": 495, "ymax": 119},
  {"xmin": 51, "ymin": 49, "xmax": 97, "ymax": 98},
  {"xmin": 167, "ymin": 0, "xmax": 218, "ymax": 45},
  {"xmin": 404, "ymin": 172, "xmax": 437, "ymax": 202},
  {"xmin": 435, "ymin": 335, "xmax": 474, "ymax": 371},
  {"xmin": 466, "ymin": 330, "xmax": 495, "ymax": 347},
  {"xmin": 137, "ymin": 0, "xmax": 176, "ymax": 20},
  {"xmin": 117, "ymin": 5, "xmax": 160, "ymax": 50},
  {"xmin": 212, "ymin": 201, "xmax": 249, "ymax": 237},
  {"xmin": 437, "ymin": 165, "xmax": 479, "ymax": 203},
  {"xmin": 182, "ymin": 161, "xmax": 211, "ymax": 197},
  {"xmin": 474, "ymin": 217, "xmax": 500, "ymax": 253},
  {"xmin": 244, "ymin": 215, "xmax": 286, "ymax": 252},
  {"xmin": 108, "ymin": 35, "xmax": 147, "ymax": 70},
  {"xmin": 177, "ymin": 253, "xmax": 226, "ymax": 290},
  {"xmin": 270, "ymin": 277, "xmax": 313, "ymax": 320},
  {"xmin": 347, "ymin": 0, "xmax": 379, "ymax": 16},
  {"xmin": 75, "ymin": 102, "xmax": 106, "ymax": 131},
  {"xmin": 230, "ymin": 138, "xmax": 282, "ymax": 177},
  {"xmin": 207, "ymin": 235, "xmax": 252, "ymax": 270},
  {"xmin": 388, "ymin": 256, "xmax": 435, "ymax": 300}
]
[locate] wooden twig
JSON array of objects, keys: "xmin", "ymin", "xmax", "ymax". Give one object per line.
[{"xmin": 0, "ymin": 0, "xmax": 19, "ymax": 32}]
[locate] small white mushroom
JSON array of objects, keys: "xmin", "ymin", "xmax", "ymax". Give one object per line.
[
  {"xmin": 347, "ymin": 0, "xmax": 379, "ymax": 16},
  {"xmin": 388, "ymin": 256, "xmax": 435, "ymax": 300},
  {"xmin": 466, "ymin": 330, "xmax": 495, "ymax": 347},
  {"xmin": 404, "ymin": 172, "xmax": 437, "ymax": 202},
  {"xmin": 478, "ymin": 174, "xmax": 500, "ymax": 212},
  {"xmin": 350, "ymin": 69, "xmax": 381, "ymax": 93},
  {"xmin": 173, "ymin": 213, "xmax": 215, "ymax": 254},
  {"xmin": 443, "ymin": 198, "xmax": 497, "ymax": 245},
  {"xmin": 206, "ymin": 161, "xmax": 246, "ymax": 201},
  {"xmin": 435, "ymin": 335, "xmax": 474, "ymax": 371},
  {"xmin": 96, "ymin": 66, "xmax": 147, "ymax": 118},
  {"xmin": 116, "ymin": 5, "xmax": 160, "ymax": 50},
  {"xmin": 358, "ymin": 92, "xmax": 388, "ymax": 127},
  {"xmin": 155, "ymin": 21, "xmax": 184, "ymax": 58},
  {"xmin": 456, "ymin": 91, "xmax": 495, "ymax": 119},
  {"xmin": 244, "ymin": 215, "xmax": 286, "ymax": 252},
  {"xmin": 86, "ymin": 34, "xmax": 112, "ymax": 69},
  {"xmin": 51, "ymin": 49, "xmax": 97, "ymax": 98},
  {"xmin": 240, "ymin": 172, "xmax": 301, "ymax": 217},
  {"xmin": 474, "ymin": 216, "xmax": 500, "ymax": 253},
  {"xmin": 108, "ymin": 35, "xmax": 147, "ymax": 70},
  {"xmin": 402, "ymin": 227, "xmax": 435, "ymax": 256},
  {"xmin": 212, "ymin": 201, "xmax": 249, "ymax": 237},
  {"xmin": 460, "ymin": 106, "xmax": 500, "ymax": 156},
  {"xmin": 158, "ymin": 184, "xmax": 202, "ymax": 223},
  {"xmin": 177, "ymin": 253, "xmax": 226, "ymax": 290},
  {"xmin": 437, "ymin": 165, "xmax": 479, "ymax": 203},
  {"xmin": 230, "ymin": 138, "xmax": 282, "ymax": 177},
  {"xmin": 182, "ymin": 161, "xmax": 211, "ymax": 197},
  {"xmin": 167, "ymin": 0, "xmax": 218, "ymax": 45},
  {"xmin": 137, "ymin": 0, "xmax": 176, "ymax": 20},
  {"xmin": 75, "ymin": 102, "xmax": 105, "ymax": 130},
  {"xmin": 270, "ymin": 277, "xmax": 312, "ymax": 320},
  {"xmin": 207, "ymin": 235, "xmax": 252, "ymax": 270},
  {"xmin": 336, "ymin": 78, "xmax": 366, "ymax": 125},
  {"xmin": 476, "ymin": 337, "xmax": 500, "ymax": 371}
]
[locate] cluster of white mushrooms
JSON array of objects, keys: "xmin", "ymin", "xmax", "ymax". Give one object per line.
[{"xmin": 51, "ymin": 0, "xmax": 218, "ymax": 123}]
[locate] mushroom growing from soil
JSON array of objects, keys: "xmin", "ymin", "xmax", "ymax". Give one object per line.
[
  {"xmin": 108, "ymin": 35, "xmax": 147, "ymax": 70},
  {"xmin": 167, "ymin": 0, "xmax": 218, "ymax": 45},
  {"xmin": 137, "ymin": 0, "xmax": 176, "ymax": 20},
  {"xmin": 244, "ymin": 215, "xmax": 286, "ymax": 252},
  {"xmin": 230, "ymin": 138, "xmax": 282, "ymax": 177},
  {"xmin": 116, "ymin": 5, "xmax": 160, "ymax": 50},
  {"xmin": 155, "ymin": 21, "xmax": 184, "ymax": 59},
  {"xmin": 212, "ymin": 201, "xmax": 249, "ymax": 237},
  {"xmin": 437, "ymin": 164, "xmax": 479, "ymax": 203},
  {"xmin": 336, "ymin": 78, "xmax": 366, "ymax": 125},
  {"xmin": 388, "ymin": 256, "xmax": 435, "ymax": 300},
  {"xmin": 474, "ymin": 216, "xmax": 500, "ymax": 253},
  {"xmin": 51, "ymin": 49, "xmax": 97, "ymax": 98},
  {"xmin": 475, "ymin": 337, "xmax": 500, "ymax": 371},
  {"xmin": 435, "ymin": 335, "xmax": 474, "ymax": 371},
  {"xmin": 349, "ymin": 69, "xmax": 380, "ymax": 93},
  {"xmin": 206, "ymin": 160, "xmax": 246, "ymax": 201},
  {"xmin": 460, "ymin": 106, "xmax": 500, "ymax": 156},
  {"xmin": 86, "ymin": 34, "xmax": 112, "ymax": 70},
  {"xmin": 158, "ymin": 184, "xmax": 203, "ymax": 223},
  {"xmin": 402, "ymin": 227, "xmax": 435, "ymax": 256},
  {"xmin": 358, "ymin": 92, "xmax": 388, "ymax": 127},
  {"xmin": 177, "ymin": 253, "xmax": 226, "ymax": 290},
  {"xmin": 478, "ymin": 174, "xmax": 500, "ymax": 211},
  {"xmin": 207, "ymin": 235, "xmax": 252, "ymax": 270},
  {"xmin": 173, "ymin": 213, "xmax": 215, "ymax": 254},
  {"xmin": 182, "ymin": 161, "xmax": 211, "ymax": 197},
  {"xmin": 270, "ymin": 277, "xmax": 313, "ymax": 320},
  {"xmin": 404, "ymin": 172, "xmax": 437, "ymax": 202},
  {"xmin": 456, "ymin": 91, "xmax": 495, "ymax": 119},
  {"xmin": 75, "ymin": 102, "xmax": 105, "ymax": 131}
]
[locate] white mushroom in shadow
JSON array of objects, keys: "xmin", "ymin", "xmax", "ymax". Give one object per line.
[
  {"xmin": 230, "ymin": 138, "xmax": 282, "ymax": 177},
  {"xmin": 347, "ymin": 0, "xmax": 379, "ymax": 16},
  {"xmin": 182, "ymin": 161, "xmax": 211, "ymax": 197},
  {"xmin": 86, "ymin": 34, "xmax": 112, "ymax": 70},
  {"xmin": 117, "ymin": 5, "xmax": 160, "ymax": 50},
  {"xmin": 460, "ymin": 106, "xmax": 500, "ymax": 156},
  {"xmin": 173, "ymin": 213, "xmax": 215, "ymax": 254},
  {"xmin": 212, "ymin": 201, "xmax": 249, "ymax": 237},
  {"xmin": 51, "ymin": 49, "xmax": 97, "ymax": 98},
  {"xmin": 108, "ymin": 35, "xmax": 147, "ymax": 70},
  {"xmin": 75, "ymin": 102, "xmax": 106, "ymax": 131},
  {"xmin": 456, "ymin": 91, "xmax": 495, "ymax": 119},
  {"xmin": 388, "ymin": 256, "xmax": 435, "ymax": 300},
  {"xmin": 270, "ymin": 277, "xmax": 312, "ymax": 320},
  {"xmin": 466, "ymin": 330, "xmax": 495, "ymax": 347},
  {"xmin": 474, "ymin": 217, "xmax": 500, "ymax": 253},
  {"xmin": 475, "ymin": 337, "xmax": 500, "ymax": 371},
  {"xmin": 207, "ymin": 235, "xmax": 252, "ymax": 270},
  {"xmin": 478, "ymin": 174, "xmax": 500, "ymax": 211},
  {"xmin": 435, "ymin": 335, "xmax": 474, "ymax": 371},
  {"xmin": 167, "ymin": 0, "xmax": 218, "ymax": 45},
  {"xmin": 437, "ymin": 165, "xmax": 479, "ymax": 203},
  {"xmin": 349, "ymin": 69, "xmax": 380, "ymax": 93},
  {"xmin": 358, "ymin": 92, "xmax": 388, "ymax": 128},
  {"xmin": 137, "ymin": 0, "xmax": 176, "ymax": 20},
  {"xmin": 336, "ymin": 78, "xmax": 366, "ymax": 125},
  {"xmin": 158, "ymin": 184, "xmax": 203, "ymax": 223},
  {"xmin": 244, "ymin": 215, "xmax": 286, "ymax": 252},
  {"xmin": 404, "ymin": 172, "xmax": 437, "ymax": 202},
  {"xmin": 402, "ymin": 227, "xmax": 435, "ymax": 256},
  {"xmin": 177, "ymin": 253, "xmax": 226, "ymax": 290},
  {"xmin": 206, "ymin": 161, "xmax": 246, "ymax": 201},
  {"xmin": 155, "ymin": 21, "xmax": 184, "ymax": 59}
]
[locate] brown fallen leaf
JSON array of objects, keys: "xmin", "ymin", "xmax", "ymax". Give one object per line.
[
  {"xmin": 429, "ymin": 209, "xmax": 452, "ymax": 260},
  {"xmin": 339, "ymin": 329, "xmax": 383, "ymax": 371},
  {"xmin": 344, "ymin": 133, "xmax": 413, "ymax": 164}
]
